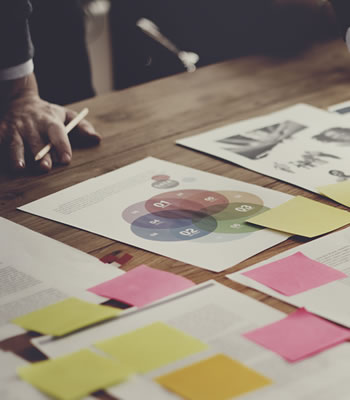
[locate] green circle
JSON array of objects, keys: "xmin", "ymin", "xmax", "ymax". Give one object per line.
[{"xmin": 194, "ymin": 203, "xmax": 269, "ymax": 234}]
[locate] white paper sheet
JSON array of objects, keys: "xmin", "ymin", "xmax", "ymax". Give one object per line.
[
  {"xmin": 108, "ymin": 375, "xmax": 181, "ymax": 400},
  {"xmin": 177, "ymin": 103, "xmax": 350, "ymax": 193},
  {"xmin": 0, "ymin": 217, "xmax": 123, "ymax": 334},
  {"xmin": 32, "ymin": 281, "xmax": 350, "ymax": 399},
  {"xmin": 227, "ymin": 227, "xmax": 350, "ymax": 328},
  {"xmin": 0, "ymin": 350, "xmax": 47, "ymax": 400},
  {"xmin": 328, "ymin": 99, "xmax": 350, "ymax": 115},
  {"xmin": 31, "ymin": 281, "xmax": 284, "ymax": 358},
  {"xmin": 18, "ymin": 157, "xmax": 290, "ymax": 272},
  {"xmin": 0, "ymin": 324, "xmax": 25, "ymax": 341}
]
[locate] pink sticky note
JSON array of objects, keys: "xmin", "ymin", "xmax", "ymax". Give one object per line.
[
  {"xmin": 88, "ymin": 265, "xmax": 195, "ymax": 307},
  {"xmin": 244, "ymin": 308, "xmax": 350, "ymax": 362},
  {"xmin": 242, "ymin": 252, "xmax": 346, "ymax": 296}
]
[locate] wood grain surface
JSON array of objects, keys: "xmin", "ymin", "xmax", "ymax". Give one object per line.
[{"xmin": 1, "ymin": 39, "xmax": 350, "ymax": 365}]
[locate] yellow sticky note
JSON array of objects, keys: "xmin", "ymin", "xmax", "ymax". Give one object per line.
[
  {"xmin": 156, "ymin": 354, "xmax": 272, "ymax": 400},
  {"xmin": 318, "ymin": 181, "xmax": 350, "ymax": 208},
  {"xmin": 95, "ymin": 322, "xmax": 208, "ymax": 373},
  {"xmin": 18, "ymin": 349, "xmax": 133, "ymax": 400},
  {"xmin": 247, "ymin": 196, "xmax": 350, "ymax": 237},
  {"xmin": 12, "ymin": 297, "xmax": 121, "ymax": 336}
]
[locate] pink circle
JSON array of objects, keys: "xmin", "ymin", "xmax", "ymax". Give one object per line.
[{"xmin": 152, "ymin": 175, "xmax": 170, "ymax": 181}]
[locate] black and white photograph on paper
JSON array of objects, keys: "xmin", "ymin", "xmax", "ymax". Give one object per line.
[{"xmin": 177, "ymin": 104, "xmax": 350, "ymax": 193}]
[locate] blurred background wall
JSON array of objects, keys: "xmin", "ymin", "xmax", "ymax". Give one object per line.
[{"xmin": 29, "ymin": 0, "xmax": 340, "ymax": 103}]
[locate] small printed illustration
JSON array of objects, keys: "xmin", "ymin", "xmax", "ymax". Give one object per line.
[
  {"xmin": 274, "ymin": 151, "xmax": 341, "ymax": 173},
  {"xmin": 328, "ymin": 170, "xmax": 350, "ymax": 182},
  {"xmin": 217, "ymin": 120, "xmax": 307, "ymax": 160},
  {"xmin": 313, "ymin": 127, "xmax": 350, "ymax": 146},
  {"xmin": 122, "ymin": 175, "xmax": 269, "ymax": 243}
]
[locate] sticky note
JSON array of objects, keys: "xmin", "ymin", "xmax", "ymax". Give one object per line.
[
  {"xmin": 89, "ymin": 265, "xmax": 195, "ymax": 307},
  {"xmin": 95, "ymin": 322, "xmax": 208, "ymax": 373},
  {"xmin": 18, "ymin": 349, "xmax": 133, "ymax": 400},
  {"xmin": 12, "ymin": 297, "xmax": 121, "ymax": 336},
  {"xmin": 247, "ymin": 196, "xmax": 350, "ymax": 237},
  {"xmin": 244, "ymin": 308, "xmax": 350, "ymax": 362},
  {"xmin": 156, "ymin": 354, "xmax": 272, "ymax": 400},
  {"xmin": 318, "ymin": 181, "xmax": 350, "ymax": 208},
  {"xmin": 242, "ymin": 252, "xmax": 346, "ymax": 296}
]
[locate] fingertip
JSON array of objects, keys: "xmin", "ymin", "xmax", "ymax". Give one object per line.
[
  {"xmin": 39, "ymin": 157, "xmax": 52, "ymax": 172},
  {"xmin": 61, "ymin": 152, "xmax": 71, "ymax": 165},
  {"xmin": 12, "ymin": 159, "xmax": 26, "ymax": 172}
]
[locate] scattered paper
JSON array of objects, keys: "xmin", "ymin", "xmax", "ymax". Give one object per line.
[
  {"xmin": 328, "ymin": 99, "xmax": 350, "ymax": 114},
  {"xmin": 242, "ymin": 252, "xmax": 346, "ymax": 296},
  {"xmin": 247, "ymin": 196, "xmax": 350, "ymax": 237},
  {"xmin": 318, "ymin": 181, "xmax": 350, "ymax": 208},
  {"xmin": 95, "ymin": 321, "xmax": 208, "ymax": 373},
  {"xmin": 177, "ymin": 103, "xmax": 350, "ymax": 193},
  {"xmin": 18, "ymin": 349, "xmax": 133, "ymax": 400},
  {"xmin": 243, "ymin": 308, "xmax": 350, "ymax": 362},
  {"xmin": 89, "ymin": 265, "xmax": 195, "ymax": 307},
  {"xmin": 156, "ymin": 354, "xmax": 272, "ymax": 400},
  {"xmin": 227, "ymin": 227, "xmax": 350, "ymax": 328},
  {"xmin": 0, "ymin": 350, "xmax": 28, "ymax": 380},
  {"xmin": 12, "ymin": 298, "xmax": 121, "ymax": 336},
  {"xmin": 31, "ymin": 281, "xmax": 350, "ymax": 398},
  {"xmin": 18, "ymin": 157, "xmax": 291, "ymax": 272},
  {"xmin": 0, "ymin": 324, "xmax": 25, "ymax": 342},
  {"xmin": 0, "ymin": 217, "xmax": 124, "ymax": 329}
]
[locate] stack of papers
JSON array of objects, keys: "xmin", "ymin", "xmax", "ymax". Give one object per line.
[{"xmin": 5, "ymin": 100, "xmax": 350, "ymax": 399}]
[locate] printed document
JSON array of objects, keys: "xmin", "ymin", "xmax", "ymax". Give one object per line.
[{"xmin": 19, "ymin": 157, "xmax": 290, "ymax": 272}]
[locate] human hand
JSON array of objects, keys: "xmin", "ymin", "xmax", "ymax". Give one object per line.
[{"xmin": 0, "ymin": 73, "xmax": 101, "ymax": 172}]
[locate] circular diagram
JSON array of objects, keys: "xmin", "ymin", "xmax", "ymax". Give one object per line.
[{"xmin": 122, "ymin": 189, "xmax": 268, "ymax": 242}]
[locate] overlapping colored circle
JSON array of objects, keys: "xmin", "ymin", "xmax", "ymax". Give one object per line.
[{"xmin": 122, "ymin": 189, "xmax": 268, "ymax": 242}]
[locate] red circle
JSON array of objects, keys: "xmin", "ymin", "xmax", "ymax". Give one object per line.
[
  {"xmin": 152, "ymin": 175, "xmax": 170, "ymax": 181},
  {"xmin": 145, "ymin": 189, "xmax": 229, "ymax": 217}
]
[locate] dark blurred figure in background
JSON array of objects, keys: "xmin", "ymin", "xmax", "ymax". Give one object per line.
[
  {"xmin": 0, "ymin": 0, "xmax": 100, "ymax": 173},
  {"xmin": 0, "ymin": 0, "xmax": 347, "ymax": 173},
  {"xmin": 29, "ymin": 0, "xmax": 95, "ymax": 105},
  {"xmin": 109, "ymin": 0, "xmax": 339, "ymax": 89}
]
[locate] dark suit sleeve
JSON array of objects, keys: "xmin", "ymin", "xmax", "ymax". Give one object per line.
[
  {"xmin": 0, "ymin": 0, "xmax": 34, "ymax": 68},
  {"xmin": 329, "ymin": 0, "xmax": 350, "ymax": 40}
]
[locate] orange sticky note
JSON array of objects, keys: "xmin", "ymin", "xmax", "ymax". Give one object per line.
[{"xmin": 156, "ymin": 354, "xmax": 272, "ymax": 400}]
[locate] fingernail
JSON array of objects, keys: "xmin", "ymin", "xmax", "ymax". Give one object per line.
[
  {"xmin": 41, "ymin": 160, "xmax": 51, "ymax": 170},
  {"xmin": 61, "ymin": 152, "xmax": 71, "ymax": 164},
  {"xmin": 18, "ymin": 160, "xmax": 25, "ymax": 169}
]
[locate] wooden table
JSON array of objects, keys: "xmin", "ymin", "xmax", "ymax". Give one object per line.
[{"xmin": 1, "ymin": 38, "xmax": 350, "ymax": 365}]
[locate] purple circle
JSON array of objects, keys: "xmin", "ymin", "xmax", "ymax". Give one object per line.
[{"xmin": 122, "ymin": 202, "xmax": 149, "ymax": 224}]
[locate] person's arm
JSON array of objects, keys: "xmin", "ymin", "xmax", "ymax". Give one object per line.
[
  {"xmin": 0, "ymin": 1, "xmax": 101, "ymax": 172},
  {"xmin": 0, "ymin": 73, "xmax": 101, "ymax": 171},
  {"xmin": 329, "ymin": 0, "xmax": 350, "ymax": 50}
]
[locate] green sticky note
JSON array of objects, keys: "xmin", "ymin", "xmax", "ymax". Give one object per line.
[
  {"xmin": 18, "ymin": 349, "xmax": 133, "ymax": 400},
  {"xmin": 95, "ymin": 322, "xmax": 208, "ymax": 373},
  {"xmin": 156, "ymin": 354, "xmax": 272, "ymax": 400},
  {"xmin": 12, "ymin": 297, "xmax": 121, "ymax": 336},
  {"xmin": 247, "ymin": 196, "xmax": 350, "ymax": 237},
  {"xmin": 318, "ymin": 181, "xmax": 350, "ymax": 208}
]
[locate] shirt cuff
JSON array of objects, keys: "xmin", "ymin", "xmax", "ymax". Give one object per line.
[
  {"xmin": 346, "ymin": 28, "xmax": 350, "ymax": 52},
  {"xmin": 0, "ymin": 59, "xmax": 34, "ymax": 81}
]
